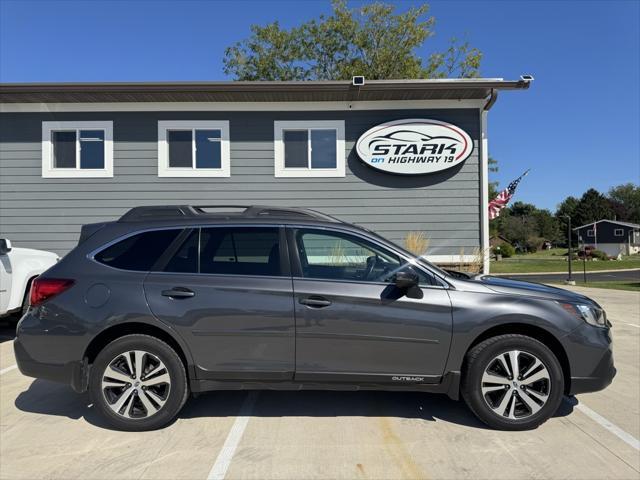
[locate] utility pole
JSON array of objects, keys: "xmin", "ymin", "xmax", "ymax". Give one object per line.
[
  {"xmin": 580, "ymin": 235, "xmax": 587, "ymax": 283},
  {"xmin": 564, "ymin": 215, "xmax": 575, "ymax": 285}
]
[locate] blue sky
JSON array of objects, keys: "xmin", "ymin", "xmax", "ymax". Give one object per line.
[{"xmin": 1, "ymin": 0, "xmax": 638, "ymax": 211}]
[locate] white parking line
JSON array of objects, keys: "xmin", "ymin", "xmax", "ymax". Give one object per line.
[
  {"xmin": 575, "ymin": 402, "xmax": 640, "ymax": 451},
  {"xmin": 621, "ymin": 322, "xmax": 640, "ymax": 328},
  {"xmin": 207, "ymin": 391, "xmax": 259, "ymax": 480},
  {"xmin": 0, "ymin": 364, "xmax": 17, "ymax": 375}
]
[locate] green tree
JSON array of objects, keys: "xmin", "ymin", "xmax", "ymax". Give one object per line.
[
  {"xmin": 534, "ymin": 209, "xmax": 561, "ymax": 243},
  {"xmin": 573, "ymin": 188, "xmax": 613, "ymax": 227},
  {"xmin": 509, "ymin": 201, "xmax": 537, "ymax": 218},
  {"xmin": 502, "ymin": 214, "xmax": 533, "ymax": 247},
  {"xmin": 555, "ymin": 195, "xmax": 579, "ymax": 246},
  {"xmin": 608, "ymin": 183, "xmax": 640, "ymax": 223},
  {"xmin": 556, "ymin": 196, "xmax": 579, "ymax": 219},
  {"xmin": 488, "ymin": 157, "xmax": 499, "ymax": 200},
  {"xmin": 223, "ymin": 1, "xmax": 482, "ymax": 80}
]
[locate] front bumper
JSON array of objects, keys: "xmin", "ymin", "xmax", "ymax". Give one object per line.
[
  {"xmin": 568, "ymin": 347, "xmax": 616, "ymax": 395},
  {"xmin": 563, "ymin": 321, "xmax": 616, "ymax": 396}
]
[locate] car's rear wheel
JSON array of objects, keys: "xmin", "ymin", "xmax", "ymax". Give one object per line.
[
  {"xmin": 90, "ymin": 334, "xmax": 188, "ymax": 431},
  {"xmin": 461, "ymin": 334, "xmax": 564, "ymax": 430}
]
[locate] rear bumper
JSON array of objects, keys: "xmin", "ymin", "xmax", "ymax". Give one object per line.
[{"xmin": 14, "ymin": 337, "xmax": 89, "ymax": 393}]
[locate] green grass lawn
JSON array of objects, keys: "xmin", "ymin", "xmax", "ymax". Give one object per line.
[
  {"xmin": 549, "ymin": 281, "xmax": 640, "ymax": 292},
  {"xmin": 490, "ymin": 255, "xmax": 640, "ymax": 274},
  {"xmin": 506, "ymin": 248, "xmax": 568, "ymax": 259}
]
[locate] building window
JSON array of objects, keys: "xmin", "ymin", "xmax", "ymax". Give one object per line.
[
  {"xmin": 158, "ymin": 121, "xmax": 230, "ymax": 177},
  {"xmin": 587, "ymin": 229, "xmax": 595, "ymax": 237},
  {"xmin": 274, "ymin": 121, "xmax": 345, "ymax": 177},
  {"xmin": 614, "ymin": 228, "xmax": 624, "ymax": 237},
  {"xmin": 42, "ymin": 121, "xmax": 113, "ymax": 178}
]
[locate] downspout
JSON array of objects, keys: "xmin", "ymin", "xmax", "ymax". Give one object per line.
[
  {"xmin": 484, "ymin": 88, "xmax": 499, "ymax": 111},
  {"xmin": 479, "ymin": 89, "xmax": 497, "ymax": 274}
]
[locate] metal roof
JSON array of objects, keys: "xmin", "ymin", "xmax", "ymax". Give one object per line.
[
  {"xmin": 0, "ymin": 78, "xmax": 531, "ymax": 104},
  {"xmin": 574, "ymin": 219, "xmax": 640, "ymax": 230}
]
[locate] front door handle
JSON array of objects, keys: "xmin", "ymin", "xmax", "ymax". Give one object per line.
[
  {"xmin": 299, "ymin": 296, "xmax": 332, "ymax": 308},
  {"xmin": 161, "ymin": 287, "xmax": 195, "ymax": 299}
]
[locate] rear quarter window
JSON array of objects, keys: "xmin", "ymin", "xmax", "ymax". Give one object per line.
[{"xmin": 94, "ymin": 229, "xmax": 182, "ymax": 271}]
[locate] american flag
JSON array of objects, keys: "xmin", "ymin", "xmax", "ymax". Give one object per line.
[{"xmin": 488, "ymin": 170, "xmax": 530, "ymax": 220}]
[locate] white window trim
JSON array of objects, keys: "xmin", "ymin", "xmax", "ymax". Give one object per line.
[
  {"xmin": 158, "ymin": 120, "xmax": 230, "ymax": 178},
  {"xmin": 587, "ymin": 229, "xmax": 595, "ymax": 237},
  {"xmin": 614, "ymin": 228, "xmax": 624, "ymax": 237},
  {"xmin": 274, "ymin": 120, "xmax": 345, "ymax": 178},
  {"xmin": 42, "ymin": 121, "xmax": 113, "ymax": 178}
]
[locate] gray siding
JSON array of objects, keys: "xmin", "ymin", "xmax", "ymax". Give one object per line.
[{"xmin": 0, "ymin": 109, "xmax": 481, "ymax": 256}]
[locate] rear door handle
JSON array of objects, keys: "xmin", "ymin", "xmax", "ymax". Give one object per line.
[
  {"xmin": 161, "ymin": 287, "xmax": 195, "ymax": 298},
  {"xmin": 299, "ymin": 296, "xmax": 332, "ymax": 308}
]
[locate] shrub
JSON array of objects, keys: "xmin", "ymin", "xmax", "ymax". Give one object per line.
[
  {"xmin": 492, "ymin": 243, "xmax": 515, "ymax": 258},
  {"xmin": 525, "ymin": 236, "xmax": 545, "ymax": 253},
  {"xmin": 404, "ymin": 231, "xmax": 429, "ymax": 256},
  {"xmin": 457, "ymin": 247, "xmax": 485, "ymax": 274},
  {"xmin": 590, "ymin": 249, "xmax": 610, "ymax": 261}
]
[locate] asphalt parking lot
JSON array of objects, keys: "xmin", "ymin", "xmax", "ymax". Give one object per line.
[{"xmin": 1, "ymin": 286, "xmax": 638, "ymax": 480}]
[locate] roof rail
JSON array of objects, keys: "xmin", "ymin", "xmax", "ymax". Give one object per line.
[
  {"xmin": 243, "ymin": 206, "xmax": 342, "ymax": 222},
  {"xmin": 117, "ymin": 205, "xmax": 342, "ymax": 223},
  {"xmin": 118, "ymin": 205, "xmax": 199, "ymax": 222}
]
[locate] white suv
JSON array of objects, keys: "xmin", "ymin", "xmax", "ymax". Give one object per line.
[{"xmin": 0, "ymin": 238, "xmax": 59, "ymax": 320}]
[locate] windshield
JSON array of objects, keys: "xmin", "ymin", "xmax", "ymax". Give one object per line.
[{"xmin": 415, "ymin": 256, "xmax": 451, "ymax": 278}]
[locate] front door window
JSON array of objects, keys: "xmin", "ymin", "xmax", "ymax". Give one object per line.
[{"xmin": 295, "ymin": 229, "xmax": 431, "ymax": 285}]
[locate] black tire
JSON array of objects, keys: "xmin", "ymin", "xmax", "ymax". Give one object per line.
[
  {"xmin": 461, "ymin": 334, "xmax": 564, "ymax": 431},
  {"xmin": 89, "ymin": 334, "xmax": 188, "ymax": 431}
]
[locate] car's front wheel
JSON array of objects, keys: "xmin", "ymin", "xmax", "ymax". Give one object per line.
[
  {"xmin": 90, "ymin": 334, "xmax": 188, "ymax": 431},
  {"xmin": 461, "ymin": 334, "xmax": 564, "ymax": 430}
]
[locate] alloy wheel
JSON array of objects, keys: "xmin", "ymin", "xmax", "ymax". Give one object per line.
[
  {"xmin": 480, "ymin": 349, "xmax": 551, "ymax": 420},
  {"xmin": 101, "ymin": 350, "xmax": 171, "ymax": 419}
]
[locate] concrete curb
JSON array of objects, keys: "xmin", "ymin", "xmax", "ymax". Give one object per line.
[{"xmin": 490, "ymin": 268, "xmax": 640, "ymax": 277}]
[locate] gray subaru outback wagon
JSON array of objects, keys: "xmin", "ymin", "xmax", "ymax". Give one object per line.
[{"xmin": 14, "ymin": 205, "xmax": 615, "ymax": 431}]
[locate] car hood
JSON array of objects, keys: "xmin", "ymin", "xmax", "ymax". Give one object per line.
[{"xmin": 472, "ymin": 275, "xmax": 596, "ymax": 304}]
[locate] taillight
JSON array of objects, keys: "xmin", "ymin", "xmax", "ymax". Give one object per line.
[{"xmin": 29, "ymin": 278, "xmax": 75, "ymax": 307}]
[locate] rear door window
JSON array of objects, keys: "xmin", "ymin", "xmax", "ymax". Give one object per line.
[
  {"xmin": 95, "ymin": 229, "xmax": 182, "ymax": 271},
  {"xmin": 200, "ymin": 227, "xmax": 282, "ymax": 276}
]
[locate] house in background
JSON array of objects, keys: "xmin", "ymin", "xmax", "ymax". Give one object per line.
[
  {"xmin": 489, "ymin": 235, "xmax": 512, "ymax": 248},
  {"xmin": 574, "ymin": 220, "xmax": 640, "ymax": 257}
]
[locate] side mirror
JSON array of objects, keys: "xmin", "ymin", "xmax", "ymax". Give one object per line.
[
  {"xmin": 0, "ymin": 239, "xmax": 12, "ymax": 255},
  {"xmin": 394, "ymin": 268, "xmax": 419, "ymax": 290}
]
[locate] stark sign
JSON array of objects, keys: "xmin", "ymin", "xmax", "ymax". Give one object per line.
[{"xmin": 356, "ymin": 119, "xmax": 474, "ymax": 175}]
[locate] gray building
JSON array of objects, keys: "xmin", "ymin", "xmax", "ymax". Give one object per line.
[{"xmin": 0, "ymin": 78, "xmax": 531, "ymax": 273}]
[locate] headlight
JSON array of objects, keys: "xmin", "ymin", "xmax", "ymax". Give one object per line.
[{"xmin": 560, "ymin": 302, "xmax": 608, "ymax": 328}]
